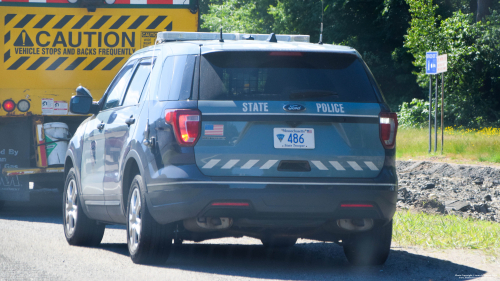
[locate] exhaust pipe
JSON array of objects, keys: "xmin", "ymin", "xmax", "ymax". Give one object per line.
[
  {"xmin": 183, "ymin": 217, "xmax": 233, "ymax": 232},
  {"xmin": 337, "ymin": 218, "xmax": 374, "ymax": 231}
]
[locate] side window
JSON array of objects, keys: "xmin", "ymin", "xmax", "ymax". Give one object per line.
[
  {"xmin": 139, "ymin": 76, "xmax": 150, "ymax": 103},
  {"xmin": 158, "ymin": 57, "xmax": 175, "ymax": 100},
  {"xmin": 158, "ymin": 55, "xmax": 196, "ymax": 101},
  {"xmin": 122, "ymin": 60, "xmax": 152, "ymax": 107},
  {"xmin": 102, "ymin": 62, "xmax": 136, "ymax": 110}
]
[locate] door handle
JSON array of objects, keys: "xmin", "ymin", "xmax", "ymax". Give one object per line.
[
  {"xmin": 125, "ymin": 115, "xmax": 135, "ymax": 126},
  {"xmin": 97, "ymin": 123, "xmax": 104, "ymax": 130}
]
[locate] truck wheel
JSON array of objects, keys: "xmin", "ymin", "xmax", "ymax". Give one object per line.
[
  {"xmin": 343, "ymin": 220, "xmax": 392, "ymax": 266},
  {"xmin": 127, "ymin": 174, "xmax": 172, "ymax": 264},
  {"xmin": 63, "ymin": 168, "xmax": 105, "ymax": 246},
  {"xmin": 261, "ymin": 237, "xmax": 297, "ymax": 248}
]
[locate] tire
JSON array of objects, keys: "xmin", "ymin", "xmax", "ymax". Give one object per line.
[
  {"xmin": 343, "ymin": 220, "xmax": 393, "ymax": 266},
  {"xmin": 261, "ymin": 237, "xmax": 297, "ymax": 248},
  {"xmin": 63, "ymin": 168, "xmax": 105, "ymax": 246},
  {"xmin": 127, "ymin": 174, "xmax": 173, "ymax": 265}
]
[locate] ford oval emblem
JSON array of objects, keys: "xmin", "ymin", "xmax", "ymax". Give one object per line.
[{"xmin": 283, "ymin": 104, "xmax": 306, "ymax": 112}]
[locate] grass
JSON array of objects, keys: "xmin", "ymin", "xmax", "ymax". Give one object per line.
[
  {"xmin": 397, "ymin": 127, "xmax": 500, "ymax": 164},
  {"xmin": 393, "ymin": 211, "xmax": 500, "ymax": 255}
]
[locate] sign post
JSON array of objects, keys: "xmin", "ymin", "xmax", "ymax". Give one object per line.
[
  {"xmin": 426, "ymin": 51, "xmax": 438, "ymax": 153},
  {"xmin": 437, "ymin": 54, "xmax": 448, "ymax": 154}
]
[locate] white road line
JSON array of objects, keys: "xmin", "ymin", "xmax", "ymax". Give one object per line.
[
  {"xmin": 347, "ymin": 161, "xmax": 363, "ymax": 171},
  {"xmin": 311, "ymin": 161, "xmax": 328, "ymax": 170},
  {"xmin": 260, "ymin": 160, "xmax": 278, "ymax": 169},
  {"xmin": 329, "ymin": 161, "xmax": 346, "ymax": 171},
  {"xmin": 364, "ymin": 161, "xmax": 379, "ymax": 171},
  {"xmin": 221, "ymin": 159, "xmax": 240, "ymax": 169},
  {"xmin": 241, "ymin": 160, "xmax": 259, "ymax": 169},
  {"xmin": 202, "ymin": 159, "xmax": 220, "ymax": 169}
]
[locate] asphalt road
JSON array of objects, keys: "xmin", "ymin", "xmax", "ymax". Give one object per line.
[{"xmin": 0, "ymin": 190, "xmax": 499, "ymax": 281}]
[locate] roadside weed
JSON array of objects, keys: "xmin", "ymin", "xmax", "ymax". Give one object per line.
[
  {"xmin": 397, "ymin": 127, "xmax": 500, "ymax": 163},
  {"xmin": 393, "ymin": 211, "xmax": 500, "ymax": 255}
]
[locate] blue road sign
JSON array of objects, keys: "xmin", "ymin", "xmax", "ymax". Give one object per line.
[{"xmin": 426, "ymin": 51, "xmax": 438, "ymax": 74}]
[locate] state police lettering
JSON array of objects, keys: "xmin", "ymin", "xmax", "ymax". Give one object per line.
[
  {"xmin": 242, "ymin": 102, "xmax": 269, "ymax": 112},
  {"xmin": 316, "ymin": 103, "xmax": 345, "ymax": 113}
]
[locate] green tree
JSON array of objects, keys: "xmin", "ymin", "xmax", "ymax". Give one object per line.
[
  {"xmin": 201, "ymin": 0, "xmax": 423, "ymax": 111},
  {"xmin": 404, "ymin": 0, "xmax": 500, "ymax": 127},
  {"xmin": 200, "ymin": 0, "xmax": 276, "ymax": 33}
]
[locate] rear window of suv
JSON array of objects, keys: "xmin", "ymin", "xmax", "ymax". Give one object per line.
[{"xmin": 200, "ymin": 51, "xmax": 378, "ymax": 102}]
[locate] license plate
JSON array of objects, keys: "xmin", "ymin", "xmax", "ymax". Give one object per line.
[{"xmin": 273, "ymin": 128, "xmax": 315, "ymax": 149}]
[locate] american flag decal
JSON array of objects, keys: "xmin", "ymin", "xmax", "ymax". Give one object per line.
[{"xmin": 204, "ymin": 124, "xmax": 224, "ymax": 136}]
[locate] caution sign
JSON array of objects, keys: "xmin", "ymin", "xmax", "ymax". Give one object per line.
[
  {"xmin": 2, "ymin": 11, "xmax": 188, "ymax": 72},
  {"xmin": 141, "ymin": 31, "xmax": 158, "ymax": 49}
]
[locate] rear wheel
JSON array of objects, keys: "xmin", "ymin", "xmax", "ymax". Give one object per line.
[
  {"xmin": 261, "ymin": 237, "xmax": 297, "ymax": 248},
  {"xmin": 63, "ymin": 168, "xmax": 105, "ymax": 246},
  {"xmin": 343, "ymin": 220, "xmax": 392, "ymax": 266},
  {"xmin": 127, "ymin": 174, "xmax": 173, "ymax": 264}
]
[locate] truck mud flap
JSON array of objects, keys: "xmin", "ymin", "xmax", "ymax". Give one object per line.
[{"xmin": 0, "ymin": 118, "xmax": 30, "ymax": 201}]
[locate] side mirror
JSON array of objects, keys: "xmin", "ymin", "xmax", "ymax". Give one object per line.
[{"xmin": 70, "ymin": 86, "xmax": 98, "ymax": 114}]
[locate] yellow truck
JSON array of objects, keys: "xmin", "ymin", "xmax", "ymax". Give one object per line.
[{"xmin": 0, "ymin": 0, "xmax": 198, "ymax": 206}]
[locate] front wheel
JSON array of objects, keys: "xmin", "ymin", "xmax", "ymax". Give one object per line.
[
  {"xmin": 127, "ymin": 174, "xmax": 173, "ymax": 264},
  {"xmin": 343, "ymin": 220, "xmax": 392, "ymax": 266},
  {"xmin": 63, "ymin": 168, "xmax": 105, "ymax": 246}
]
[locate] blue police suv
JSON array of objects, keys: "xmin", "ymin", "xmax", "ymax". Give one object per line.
[{"xmin": 64, "ymin": 32, "xmax": 398, "ymax": 266}]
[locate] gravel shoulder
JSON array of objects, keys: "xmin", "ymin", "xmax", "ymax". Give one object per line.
[{"xmin": 396, "ymin": 161, "xmax": 500, "ymax": 222}]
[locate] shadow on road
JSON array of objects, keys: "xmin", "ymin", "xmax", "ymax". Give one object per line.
[
  {"xmin": 97, "ymin": 242, "xmax": 488, "ymax": 280},
  {"xmin": 1, "ymin": 192, "xmax": 490, "ymax": 280},
  {"xmin": 0, "ymin": 190, "xmax": 62, "ymax": 224}
]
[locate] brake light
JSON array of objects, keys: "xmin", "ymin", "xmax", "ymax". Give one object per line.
[
  {"xmin": 165, "ymin": 109, "xmax": 201, "ymax": 146},
  {"xmin": 379, "ymin": 112, "xmax": 398, "ymax": 149},
  {"xmin": 341, "ymin": 204, "xmax": 373, "ymax": 208},
  {"xmin": 3, "ymin": 100, "xmax": 16, "ymax": 112}
]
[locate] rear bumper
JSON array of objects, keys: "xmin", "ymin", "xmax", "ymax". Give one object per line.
[{"xmin": 146, "ymin": 180, "xmax": 397, "ymax": 226}]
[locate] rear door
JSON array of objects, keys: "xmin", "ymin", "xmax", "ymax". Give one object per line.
[
  {"xmin": 103, "ymin": 58, "xmax": 152, "ymax": 221},
  {"xmin": 195, "ymin": 51, "xmax": 384, "ymax": 178}
]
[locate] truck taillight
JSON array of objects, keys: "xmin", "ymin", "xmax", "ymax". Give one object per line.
[
  {"xmin": 165, "ymin": 109, "xmax": 201, "ymax": 146},
  {"xmin": 379, "ymin": 112, "xmax": 398, "ymax": 149},
  {"xmin": 2, "ymin": 100, "xmax": 15, "ymax": 112}
]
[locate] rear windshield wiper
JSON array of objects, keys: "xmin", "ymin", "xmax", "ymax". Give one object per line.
[{"xmin": 289, "ymin": 90, "xmax": 338, "ymax": 100}]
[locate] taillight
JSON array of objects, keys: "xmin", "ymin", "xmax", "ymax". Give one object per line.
[
  {"xmin": 379, "ymin": 112, "xmax": 398, "ymax": 149},
  {"xmin": 165, "ymin": 109, "xmax": 201, "ymax": 146},
  {"xmin": 3, "ymin": 100, "xmax": 16, "ymax": 112}
]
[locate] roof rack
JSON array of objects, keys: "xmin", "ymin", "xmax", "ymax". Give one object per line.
[{"xmin": 156, "ymin": 32, "xmax": 310, "ymax": 43}]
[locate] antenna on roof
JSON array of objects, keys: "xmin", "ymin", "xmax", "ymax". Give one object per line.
[
  {"xmin": 267, "ymin": 33, "xmax": 277, "ymax": 43},
  {"xmin": 219, "ymin": 28, "xmax": 224, "ymax": 43},
  {"xmin": 318, "ymin": 0, "xmax": 324, "ymax": 45}
]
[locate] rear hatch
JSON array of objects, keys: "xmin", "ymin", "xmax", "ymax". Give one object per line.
[{"xmin": 194, "ymin": 51, "xmax": 385, "ymax": 178}]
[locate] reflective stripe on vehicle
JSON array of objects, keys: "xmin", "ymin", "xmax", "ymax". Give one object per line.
[{"xmin": 200, "ymin": 159, "xmax": 379, "ymax": 171}]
